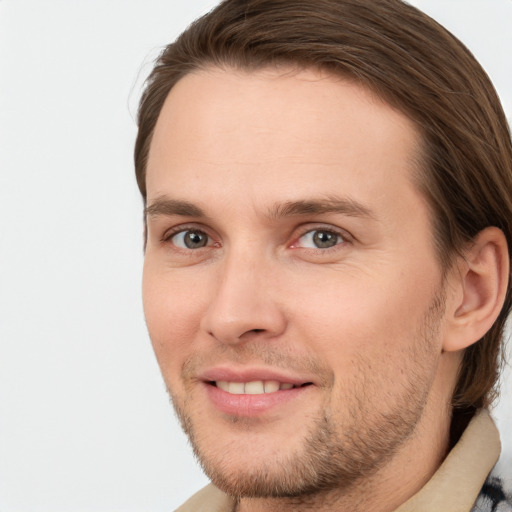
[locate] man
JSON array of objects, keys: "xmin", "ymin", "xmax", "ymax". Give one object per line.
[{"xmin": 135, "ymin": 1, "xmax": 512, "ymax": 510}]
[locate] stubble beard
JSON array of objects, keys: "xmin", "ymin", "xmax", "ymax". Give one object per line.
[{"xmin": 168, "ymin": 291, "xmax": 445, "ymax": 500}]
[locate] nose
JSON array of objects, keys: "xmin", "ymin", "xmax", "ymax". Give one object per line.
[{"xmin": 200, "ymin": 250, "xmax": 287, "ymax": 345}]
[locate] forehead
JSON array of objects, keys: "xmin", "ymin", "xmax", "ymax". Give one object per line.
[{"xmin": 146, "ymin": 66, "xmax": 425, "ymax": 224}]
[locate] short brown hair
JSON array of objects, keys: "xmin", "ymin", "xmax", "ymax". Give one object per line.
[{"xmin": 135, "ymin": 0, "xmax": 512, "ymax": 427}]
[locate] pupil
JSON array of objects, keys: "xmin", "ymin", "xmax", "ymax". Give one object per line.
[
  {"xmin": 313, "ymin": 231, "xmax": 337, "ymax": 248},
  {"xmin": 185, "ymin": 231, "xmax": 207, "ymax": 249}
]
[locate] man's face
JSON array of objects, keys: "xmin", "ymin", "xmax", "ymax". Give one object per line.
[{"xmin": 143, "ymin": 67, "xmax": 452, "ymax": 497}]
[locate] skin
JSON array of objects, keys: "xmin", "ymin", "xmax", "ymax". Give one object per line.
[{"xmin": 142, "ymin": 66, "xmax": 489, "ymax": 512}]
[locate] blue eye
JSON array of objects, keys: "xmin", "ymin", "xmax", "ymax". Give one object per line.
[
  {"xmin": 171, "ymin": 230, "xmax": 210, "ymax": 249},
  {"xmin": 298, "ymin": 229, "xmax": 343, "ymax": 249}
]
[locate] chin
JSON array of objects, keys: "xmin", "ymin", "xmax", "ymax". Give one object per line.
[{"xmin": 174, "ymin": 399, "xmax": 413, "ymax": 499}]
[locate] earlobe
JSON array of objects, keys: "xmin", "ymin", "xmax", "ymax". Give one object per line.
[{"xmin": 443, "ymin": 227, "xmax": 509, "ymax": 352}]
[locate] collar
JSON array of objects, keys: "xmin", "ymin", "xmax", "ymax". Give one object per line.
[{"xmin": 395, "ymin": 409, "xmax": 500, "ymax": 512}]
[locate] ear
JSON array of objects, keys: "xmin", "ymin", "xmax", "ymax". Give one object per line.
[{"xmin": 443, "ymin": 227, "xmax": 509, "ymax": 352}]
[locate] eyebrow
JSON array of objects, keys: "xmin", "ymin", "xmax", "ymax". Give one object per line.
[
  {"xmin": 144, "ymin": 195, "xmax": 376, "ymax": 221},
  {"xmin": 145, "ymin": 198, "xmax": 206, "ymax": 218},
  {"xmin": 267, "ymin": 196, "xmax": 376, "ymax": 220}
]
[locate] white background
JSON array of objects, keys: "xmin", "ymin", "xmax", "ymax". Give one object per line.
[{"xmin": 0, "ymin": 1, "xmax": 511, "ymax": 511}]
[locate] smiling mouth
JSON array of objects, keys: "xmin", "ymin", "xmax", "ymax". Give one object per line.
[{"xmin": 209, "ymin": 380, "xmax": 313, "ymax": 395}]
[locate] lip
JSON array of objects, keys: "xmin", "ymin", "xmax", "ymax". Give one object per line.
[
  {"xmin": 204, "ymin": 383, "xmax": 310, "ymax": 416},
  {"xmin": 199, "ymin": 365, "xmax": 316, "ymax": 417},
  {"xmin": 200, "ymin": 366, "xmax": 316, "ymax": 386}
]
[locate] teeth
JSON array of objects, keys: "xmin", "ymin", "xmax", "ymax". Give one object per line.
[
  {"xmin": 245, "ymin": 381, "xmax": 265, "ymax": 394},
  {"xmin": 228, "ymin": 382, "xmax": 245, "ymax": 395},
  {"xmin": 216, "ymin": 381, "xmax": 229, "ymax": 392},
  {"xmin": 264, "ymin": 380, "xmax": 280, "ymax": 393},
  {"xmin": 215, "ymin": 380, "xmax": 299, "ymax": 395}
]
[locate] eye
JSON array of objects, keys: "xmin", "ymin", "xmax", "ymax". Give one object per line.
[
  {"xmin": 170, "ymin": 229, "xmax": 210, "ymax": 249},
  {"xmin": 296, "ymin": 229, "xmax": 344, "ymax": 249}
]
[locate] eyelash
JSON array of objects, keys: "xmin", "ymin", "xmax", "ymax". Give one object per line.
[
  {"xmin": 291, "ymin": 226, "xmax": 349, "ymax": 251},
  {"xmin": 162, "ymin": 225, "xmax": 215, "ymax": 249},
  {"xmin": 161, "ymin": 224, "xmax": 350, "ymax": 253}
]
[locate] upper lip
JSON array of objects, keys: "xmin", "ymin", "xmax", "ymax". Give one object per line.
[{"xmin": 199, "ymin": 366, "xmax": 316, "ymax": 386}]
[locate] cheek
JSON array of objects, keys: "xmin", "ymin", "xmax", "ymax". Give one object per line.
[
  {"xmin": 295, "ymin": 281, "xmax": 442, "ymax": 418},
  {"xmin": 292, "ymin": 263, "xmax": 441, "ymax": 364},
  {"xmin": 142, "ymin": 264, "xmax": 207, "ymax": 373}
]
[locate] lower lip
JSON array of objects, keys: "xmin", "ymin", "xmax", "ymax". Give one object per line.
[{"xmin": 204, "ymin": 383, "xmax": 310, "ymax": 417}]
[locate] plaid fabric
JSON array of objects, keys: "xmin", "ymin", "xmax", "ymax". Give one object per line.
[{"xmin": 472, "ymin": 476, "xmax": 512, "ymax": 512}]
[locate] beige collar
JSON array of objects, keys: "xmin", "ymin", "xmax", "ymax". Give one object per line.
[
  {"xmin": 175, "ymin": 409, "xmax": 500, "ymax": 512},
  {"xmin": 395, "ymin": 409, "xmax": 500, "ymax": 512}
]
